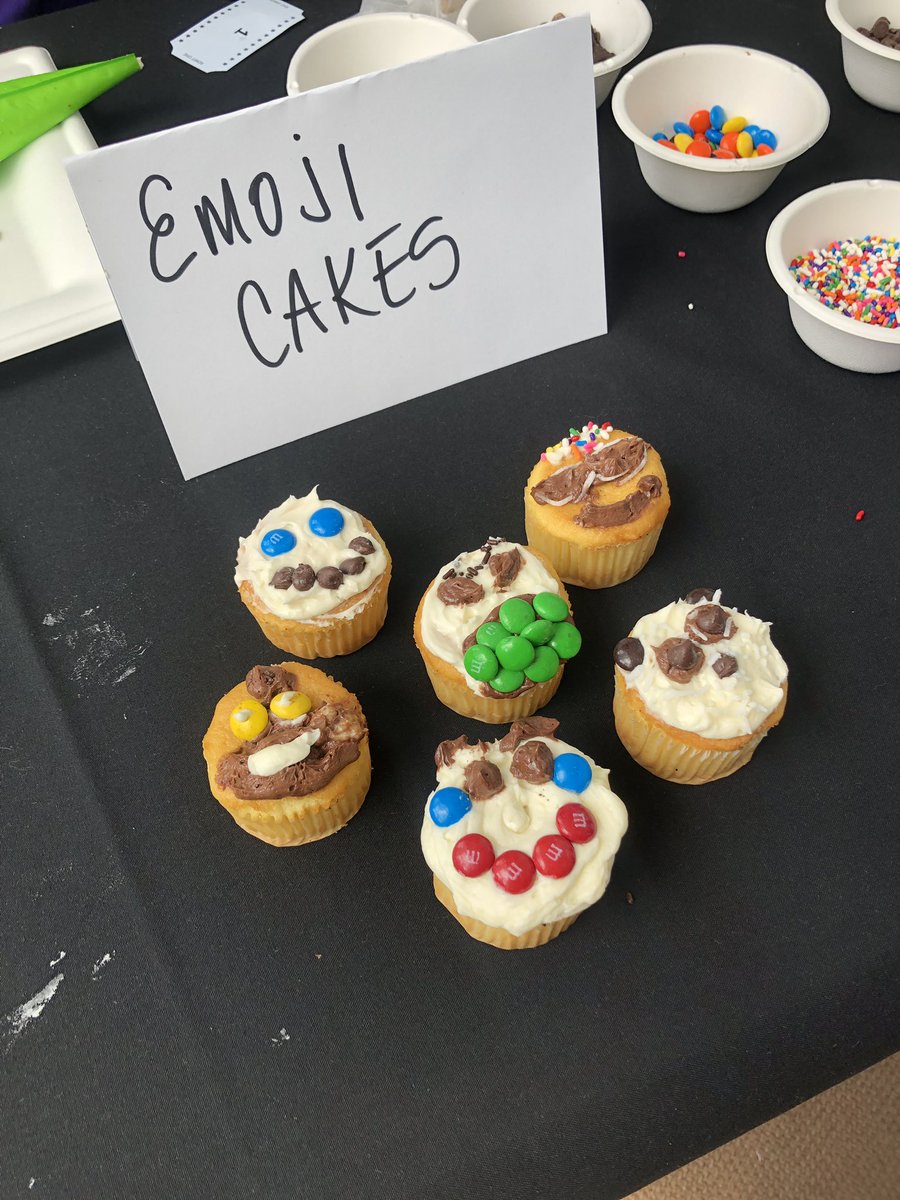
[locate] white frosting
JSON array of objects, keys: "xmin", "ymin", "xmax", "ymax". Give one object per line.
[
  {"xmin": 421, "ymin": 736, "xmax": 628, "ymax": 936},
  {"xmin": 420, "ymin": 541, "xmax": 562, "ymax": 694},
  {"xmin": 247, "ymin": 729, "xmax": 320, "ymax": 776},
  {"xmin": 234, "ymin": 488, "xmax": 387, "ymax": 621},
  {"xmin": 622, "ymin": 591, "xmax": 788, "ymax": 738}
]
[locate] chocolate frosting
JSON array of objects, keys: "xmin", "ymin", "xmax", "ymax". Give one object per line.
[
  {"xmin": 463, "ymin": 759, "xmax": 504, "ymax": 801},
  {"xmin": 530, "ymin": 437, "xmax": 650, "ymax": 508},
  {"xmin": 713, "ymin": 653, "xmax": 738, "ymax": 679},
  {"xmin": 530, "ymin": 461, "xmax": 594, "ymax": 506},
  {"xmin": 245, "ymin": 665, "xmax": 296, "ymax": 705},
  {"xmin": 654, "ymin": 637, "xmax": 705, "ymax": 683},
  {"xmin": 488, "ymin": 547, "xmax": 522, "ymax": 591},
  {"xmin": 437, "ymin": 576, "xmax": 485, "ymax": 606},
  {"xmin": 499, "ymin": 716, "xmax": 560, "ymax": 753},
  {"xmin": 576, "ymin": 475, "xmax": 662, "ymax": 528},
  {"xmin": 216, "ymin": 700, "xmax": 365, "ymax": 801},
  {"xmin": 685, "ymin": 604, "xmax": 734, "ymax": 644},
  {"xmin": 588, "ymin": 436, "xmax": 648, "ymax": 481},
  {"xmin": 510, "ymin": 740, "xmax": 554, "ymax": 783},
  {"xmin": 435, "ymin": 735, "xmax": 489, "ymax": 769}
]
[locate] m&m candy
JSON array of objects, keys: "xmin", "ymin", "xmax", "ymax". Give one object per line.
[
  {"xmin": 269, "ymin": 690, "xmax": 311, "ymax": 720},
  {"xmin": 229, "ymin": 698, "xmax": 268, "ymax": 740},
  {"xmin": 464, "ymin": 644, "xmax": 499, "ymax": 682},
  {"xmin": 308, "ymin": 507, "xmax": 345, "ymax": 537},
  {"xmin": 556, "ymin": 802, "xmax": 597, "ymax": 844},
  {"xmin": 499, "ymin": 597, "xmax": 536, "ymax": 633},
  {"xmin": 260, "ymin": 528, "xmax": 297, "ymax": 557},
  {"xmin": 651, "ymin": 106, "xmax": 778, "ymax": 164},
  {"xmin": 552, "ymin": 753, "xmax": 592, "ymax": 794},
  {"xmin": 492, "ymin": 849, "xmax": 536, "ymax": 894},
  {"xmin": 489, "ymin": 667, "xmax": 526, "ymax": 694},
  {"xmin": 453, "ymin": 834, "xmax": 495, "ymax": 877},
  {"xmin": 430, "ymin": 787, "xmax": 472, "ymax": 827},
  {"xmin": 533, "ymin": 834, "xmax": 576, "ymax": 879},
  {"xmin": 495, "ymin": 635, "xmax": 535, "ymax": 672},
  {"xmin": 533, "ymin": 592, "xmax": 569, "ymax": 623},
  {"xmin": 520, "ymin": 619, "xmax": 555, "ymax": 645},
  {"xmin": 524, "ymin": 645, "xmax": 560, "ymax": 683},
  {"xmin": 476, "ymin": 621, "xmax": 506, "ymax": 649},
  {"xmin": 550, "ymin": 623, "xmax": 582, "ymax": 660}
]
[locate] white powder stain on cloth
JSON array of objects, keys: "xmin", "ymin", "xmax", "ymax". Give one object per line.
[
  {"xmin": 271, "ymin": 1028, "xmax": 290, "ymax": 1045},
  {"xmin": 41, "ymin": 608, "xmax": 149, "ymax": 685},
  {"xmin": 3, "ymin": 973, "xmax": 64, "ymax": 1047},
  {"xmin": 49, "ymin": 950, "xmax": 66, "ymax": 967},
  {"xmin": 91, "ymin": 951, "xmax": 115, "ymax": 979}
]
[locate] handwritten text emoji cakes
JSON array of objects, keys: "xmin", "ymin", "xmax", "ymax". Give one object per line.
[
  {"xmin": 235, "ymin": 488, "xmax": 391, "ymax": 658},
  {"xmin": 525, "ymin": 422, "xmax": 670, "ymax": 588},
  {"xmin": 613, "ymin": 589, "xmax": 788, "ymax": 784},
  {"xmin": 203, "ymin": 663, "xmax": 370, "ymax": 845},
  {"xmin": 414, "ymin": 538, "xmax": 582, "ymax": 723},
  {"xmin": 421, "ymin": 718, "xmax": 628, "ymax": 949}
]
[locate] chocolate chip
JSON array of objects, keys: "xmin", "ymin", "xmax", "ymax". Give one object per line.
[
  {"xmin": 510, "ymin": 740, "xmax": 554, "ymax": 784},
  {"xmin": 614, "ymin": 637, "xmax": 644, "ymax": 672},
  {"xmin": 463, "ymin": 759, "xmax": 504, "ymax": 802},
  {"xmin": 316, "ymin": 566, "xmax": 344, "ymax": 589},
  {"xmin": 270, "ymin": 567, "xmax": 293, "ymax": 590},
  {"xmin": 435, "ymin": 735, "xmax": 487, "ymax": 769},
  {"xmin": 713, "ymin": 653, "xmax": 738, "ymax": 679},
  {"xmin": 340, "ymin": 556, "xmax": 366, "ymax": 576},
  {"xmin": 684, "ymin": 587, "xmax": 715, "ymax": 604},
  {"xmin": 685, "ymin": 603, "xmax": 734, "ymax": 644},
  {"xmin": 291, "ymin": 564, "xmax": 315, "ymax": 591},
  {"xmin": 349, "ymin": 536, "xmax": 375, "ymax": 556},
  {"xmin": 654, "ymin": 637, "xmax": 705, "ymax": 683},
  {"xmin": 669, "ymin": 640, "xmax": 700, "ymax": 670},
  {"xmin": 498, "ymin": 716, "xmax": 560, "ymax": 753},
  {"xmin": 437, "ymin": 576, "xmax": 484, "ymax": 606}
]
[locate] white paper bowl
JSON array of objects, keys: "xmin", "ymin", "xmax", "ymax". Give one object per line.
[
  {"xmin": 456, "ymin": 0, "xmax": 652, "ymax": 107},
  {"xmin": 765, "ymin": 179, "xmax": 900, "ymax": 373},
  {"xmin": 611, "ymin": 44, "xmax": 830, "ymax": 213},
  {"xmin": 286, "ymin": 13, "xmax": 475, "ymax": 95},
  {"xmin": 825, "ymin": 0, "xmax": 900, "ymax": 111}
]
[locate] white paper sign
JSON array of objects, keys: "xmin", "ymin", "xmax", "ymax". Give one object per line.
[{"xmin": 67, "ymin": 17, "xmax": 606, "ymax": 479}]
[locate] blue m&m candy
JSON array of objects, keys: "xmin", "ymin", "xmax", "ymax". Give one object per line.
[
  {"xmin": 710, "ymin": 104, "xmax": 726, "ymax": 130},
  {"xmin": 652, "ymin": 132, "xmax": 668, "ymax": 142},
  {"xmin": 756, "ymin": 128, "xmax": 777, "ymax": 149},
  {"xmin": 308, "ymin": 507, "xmax": 345, "ymax": 538},
  {"xmin": 673, "ymin": 120, "xmax": 693, "ymax": 137},
  {"xmin": 552, "ymin": 753, "xmax": 592, "ymax": 794},
  {"xmin": 429, "ymin": 787, "xmax": 472, "ymax": 828},
  {"xmin": 706, "ymin": 128, "xmax": 723, "ymax": 146},
  {"xmin": 260, "ymin": 528, "xmax": 297, "ymax": 557}
]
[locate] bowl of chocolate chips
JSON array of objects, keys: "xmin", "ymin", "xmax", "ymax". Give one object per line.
[
  {"xmin": 456, "ymin": 0, "xmax": 652, "ymax": 107},
  {"xmin": 826, "ymin": 1, "xmax": 900, "ymax": 111}
]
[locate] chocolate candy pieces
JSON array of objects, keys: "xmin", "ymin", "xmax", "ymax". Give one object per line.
[{"xmin": 858, "ymin": 16, "xmax": 900, "ymax": 48}]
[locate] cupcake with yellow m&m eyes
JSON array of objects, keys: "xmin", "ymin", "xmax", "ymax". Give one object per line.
[
  {"xmin": 235, "ymin": 488, "xmax": 391, "ymax": 659},
  {"xmin": 202, "ymin": 663, "xmax": 370, "ymax": 845},
  {"xmin": 524, "ymin": 422, "xmax": 670, "ymax": 589}
]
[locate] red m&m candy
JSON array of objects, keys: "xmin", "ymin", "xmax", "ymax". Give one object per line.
[
  {"xmin": 556, "ymin": 803, "xmax": 596, "ymax": 844},
  {"xmin": 452, "ymin": 834, "xmax": 494, "ymax": 878},
  {"xmin": 689, "ymin": 109, "xmax": 711, "ymax": 134},
  {"xmin": 533, "ymin": 835, "xmax": 576, "ymax": 879},
  {"xmin": 685, "ymin": 139, "xmax": 711, "ymax": 158},
  {"xmin": 492, "ymin": 850, "xmax": 536, "ymax": 894}
]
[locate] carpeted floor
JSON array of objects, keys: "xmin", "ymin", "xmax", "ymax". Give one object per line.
[{"xmin": 623, "ymin": 1053, "xmax": 900, "ymax": 1200}]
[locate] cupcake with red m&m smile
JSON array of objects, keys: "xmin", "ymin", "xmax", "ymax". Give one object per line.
[{"xmin": 421, "ymin": 717, "xmax": 628, "ymax": 949}]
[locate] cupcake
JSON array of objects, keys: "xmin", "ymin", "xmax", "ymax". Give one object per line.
[
  {"xmin": 202, "ymin": 662, "xmax": 370, "ymax": 845},
  {"xmin": 421, "ymin": 717, "xmax": 628, "ymax": 949},
  {"xmin": 235, "ymin": 488, "xmax": 391, "ymax": 658},
  {"xmin": 613, "ymin": 588, "xmax": 788, "ymax": 784},
  {"xmin": 413, "ymin": 538, "xmax": 582, "ymax": 723},
  {"xmin": 524, "ymin": 421, "xmax": 670, "ymax": 588}
]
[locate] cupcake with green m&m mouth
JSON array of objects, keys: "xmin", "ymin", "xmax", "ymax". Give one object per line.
[{"xmin": 413, "ymin": 538, "xmax": 582, "ymax": 723}]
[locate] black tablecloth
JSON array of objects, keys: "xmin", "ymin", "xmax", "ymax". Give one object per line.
[{"xmin": 1, "ymin": 1, "xmax": 898, "ymax": 1197}]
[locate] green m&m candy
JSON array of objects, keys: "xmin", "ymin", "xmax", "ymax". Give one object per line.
[
  {"xmin": 520, "ymin": 619, "xmax": 555, "ymax": 645},
  {"xmin": 551, "ymin": 623, "xmax": 582, "ymax": 660},
  {"xmin": 464, "ymin": 644, "xmax": 499, "ymax": 681},
  {"xmin": 495, "ymin": 634, "xmax": 535, "ymax": 672},
  {"xmin": 533, "ymin": 592, "xmax": 569, "ymax": 623},
  {"xmin": 489, "ymin": 667, "xmax": 525, "ymax": 693},
  {"xmin": 475, "ymin": 621, "xmax": 506, "ymax": 650},
  {"xmin": 499, "ymin": 597, "xmax": 536, "ymax": 633},
  {"xmin": 524, "ymin": 645, "xmax": 560, "ymax": 683}
]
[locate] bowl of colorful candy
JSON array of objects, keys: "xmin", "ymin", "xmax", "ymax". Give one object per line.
[
  {"xmin": 825, "ymin": 2, "xmax": 900, "ymax": 112},
  {"xmin": 456, "ymin": 0, "xmax": 652, "ymax": 107},
  {"xmin": 765, "ymin": 179, "xmax": 900, "ymax": 373},
  {"xmin": 611, "ymin": 44, "xmax": 830, "ymax": 213}
]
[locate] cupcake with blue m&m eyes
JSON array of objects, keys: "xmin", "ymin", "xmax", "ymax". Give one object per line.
[
  {"xmin": 235, "ymin": 488, "xmax": 391, "ymax": 658},
  {"xmin": 421, "ymin": 718, "xmax": 628, "ymax": 949}
]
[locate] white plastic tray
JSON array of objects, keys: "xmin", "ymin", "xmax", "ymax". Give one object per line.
[{"xmin": 0, "ymin": 45, "xmax": 120, "ymax": 363}]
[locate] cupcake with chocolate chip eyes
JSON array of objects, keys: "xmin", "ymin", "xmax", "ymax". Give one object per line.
[
  {"xmin": 413, "ymin": 539, "xmax": 582, "ymax": 723},
  {"xmin": 524, "ymin": 422, "xmax": 670, "ymax": 589},
  {"xmin": 421, "ymin": 717, "xmax": 628, "ymax": 949},
  {"xmin": 235, "ymin": 488, "xmax": 391, "ymax": 658},
  {"xmin": 612, "ymin": 589, "xmax": 789, "ymax": 784},
  {"xmin": 202, "ymin": 663, "xmax": 370, "ymax": 845}
]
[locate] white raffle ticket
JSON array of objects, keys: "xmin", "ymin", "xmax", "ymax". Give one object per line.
[{"xmin": 172, "ymin": 0, "xmax": 305, "ymax": 74}]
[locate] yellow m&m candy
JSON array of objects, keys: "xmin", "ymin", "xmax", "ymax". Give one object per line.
[
  {"xmin": 269, "ymin": 690, "xmax": 312, "ymax": 720},
  {"xmin": 229, "ymin": 698, "xmax": 268, "ymax": 741},
  {"xmin": 721, "ymin": 115, "xmax": 747, "ymax": 133}
]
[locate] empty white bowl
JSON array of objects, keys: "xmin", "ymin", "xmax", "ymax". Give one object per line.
[
  {"xmin": 456, "ymin": 0, "xmax": 652, "ymax": 107},
  {"xmin": 611, "ymin": 44, "xmax": 830, "ymax": 213},
  {"xmin": 286, "ymin": 13, "xmax": 475, "ymax": 95},
  {"xmin": 765, "ymin": 179, "xmax": 900, "ymax": 374},
  {"xmin": 825, "ymin": 0, "xmax": 900, "ymax": 111}
]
